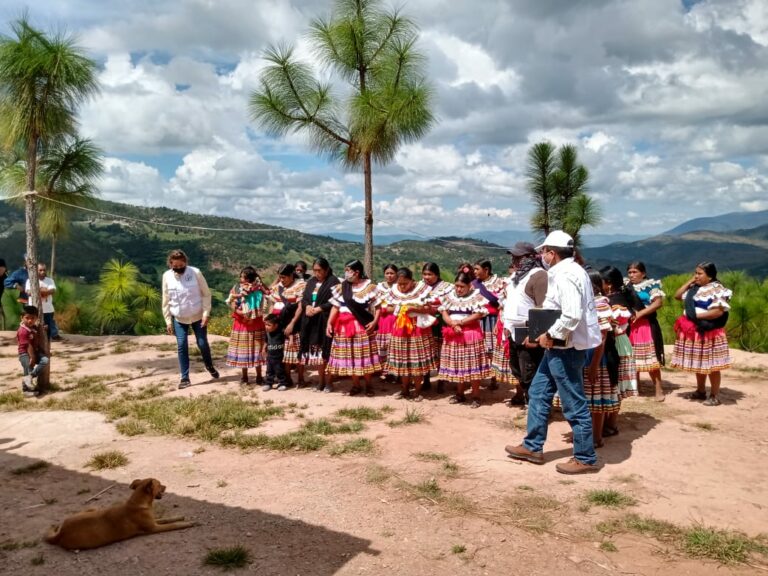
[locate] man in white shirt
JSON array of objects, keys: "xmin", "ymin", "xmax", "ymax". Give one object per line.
[
  {"xmin": 505, "ymin": 231, "xmax": 602, "ymax": 474},
  {"xmin": 25, "ymin": 263, "xmax": 62, "ymax": 341},
  {"xmin": 161, "ymin": 249, "xmax": 219, "ymax": 389}
]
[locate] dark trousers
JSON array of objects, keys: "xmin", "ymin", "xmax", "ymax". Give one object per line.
[
  {"xmin": 43, "ymin": 312, "xmax": 59, "ymax": 339},
  {"xmin": 509, "ymin": 342, "xmax": 544, "ymax": 402},
  {"xmin": 265, "ymin": 355, "xmax": 286, "ymax": 387}
]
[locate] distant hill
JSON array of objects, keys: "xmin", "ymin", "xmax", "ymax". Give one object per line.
[
  {"xmin": 328, "ymin": 229, "xmax": 649, "ymax": 248},
  {"xmin": 0, "ymin": 199, "xmax": 510, "ymax": 293},
  {"xmin": 582, "ymin": 225, "xmax": 768, "ymax": 278},
  {"xmin": 664, "ymin": 209, "xmax": 768, "ymax": 235}
]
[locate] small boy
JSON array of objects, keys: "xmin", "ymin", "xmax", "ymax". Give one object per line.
[
  {"xmin": 17, "ymin": 305, "xmax": 49, "ymax": 397},
  {"xmin": 263, "ymin": 313, "xmax": 287, "ymax": 392}
]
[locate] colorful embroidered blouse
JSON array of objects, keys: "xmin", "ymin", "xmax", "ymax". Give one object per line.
[
  {"xmin": 682, "ymin": 281, "xmax": 732, "ymax": 316},
  {"xmin": 330, "ymin": 279, "xmax": 379, "ymax": 313},
  {"xmin": 630, "ymin": 278, "xmax": 665, "ymax": 307},
  {"xmin": 268, "ymin": 279, "xmax": 307, "ymax": 314},
  {"xmin": 385, "ymin": 282, "xmax": 432, "ymax": 314},
  {"xmin": 418, "ymin": 279, "xmax": 453, "ymax": 306},
  {"xmin": 438, "ymin": 290, "xmax": 489, "ymax": 321},
  {"xmin": 595, "ymin": 295, "xmax": 613, "ymax": 333}
]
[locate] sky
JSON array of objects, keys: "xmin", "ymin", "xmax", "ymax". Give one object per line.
[{"xmin": 2, "ymin": 0, "xmax": 767, "ymax": 239}]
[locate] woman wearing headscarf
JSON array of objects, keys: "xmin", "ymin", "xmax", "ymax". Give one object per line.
[
  {"xmin": 326, "ymin": 259, "xmax": 382, "ymax": 396},
  {"xmin": 626, "ymin": 261, "xmax": 666, "ymax": 401},
  {"xmin": 671, "ymin": 262, "xmax": 732, "ymax": 406},
  {"xmin": 268, "ymin": 263, "xmax": 307, "ymax": 387},
  {"xmin": 298, "ymin": 257, "xmax": 340, "ymax": 391}
]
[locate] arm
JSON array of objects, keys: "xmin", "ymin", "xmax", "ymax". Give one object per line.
[
  {"xmin": 675, "ymin": 276, "xmax": 696, "ymax": 301},
  {"xmin": 161, "ymin": 274, "xmax": 172, "ymax": 334},
  {"xmin": 587, "ymin": 331, "xmax": 608, "ymax": 385},
  {"xmin": 634, "ymin": 296, "xmax": 663, "ymax": 321},
  {"xmin": 195, "ymin": 269, "xmax": 212, "ymax": 326},
  {"xmin": 326, "ymin": 306, "xmax": 339, "ymax": 337},
  {"xmin": 525, "ymin": 271, "xmax": 549, "ymax": 307},
  {"xmin": 697, "ymin": 307, "xmax": 725, "ymax": 320},
  {"xmin": 284, "ymin": 302, "xmax": 303, "ymax": 336},
  {"xmin": 365, "ymin": 307, "xmax": 380, "ymax": 334},
  {"xmin": 40, "ymin": 278, "xmax": 56, "ymax": 298},
  {"xmin": 543, "ymin": 275, "xmax": 583, "ymax": 343}
]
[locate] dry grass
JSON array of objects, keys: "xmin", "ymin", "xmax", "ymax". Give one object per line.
[{"xmin": 86, "ymin": 450, "xmax": 129, "ymax": 470}]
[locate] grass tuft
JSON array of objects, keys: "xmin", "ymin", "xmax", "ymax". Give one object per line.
[
  {"xmin": 30, "ymin": 552, "xmax": 45, "ymax": 565},
  {"xmin": 585, "ymin": 489, "xmax": 637, "ymax": 508},
  {"xmin": 86, "ymin": 450, "xmax": 129, "ymax": 470},
  {"xmin": 335, "ymin": 406, "xmax": 385, "ymax": 421},
  {"xmin": 599, "ymin": 541, "xmax": 617, "ymax": 552},
  {"xmin": 0, "ymin": 391, "xmax": 26, "ymax": 408},
  {"xmin": 388, "ymin": 406, "xmax": 424, "ymax": 427},
  {"xmin": 413, "ymin": 451, "xmax": 448, "ymax": 462},
  {"xmin": 203, "ymin": 545, "xmax": 250, "ymax": 570},
  {"xmin": 365, "ymin": 464, "xmax": 392, "ymax": 485},
  {"xmin": 692, "ymin": 421, "xmax": 717, "ymax": 431},
  {"xmin": 115, "ymin": 418, "xmax": 147, "ymax": 436},
  {"xmin": 328, "ymin": 437, "xmax": 375, "ymax": 456},
  {"xmin": 451, "ymin": 544, "xmax": 466, "ymax": 554},
  {"xmin": 498, "ymin": 493, "xmax": 564, "ymax": 534}
]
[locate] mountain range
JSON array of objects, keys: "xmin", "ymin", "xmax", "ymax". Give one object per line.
[{"xmin": 1, "ymin": 200, "xmax": 766, "ymax": 293}]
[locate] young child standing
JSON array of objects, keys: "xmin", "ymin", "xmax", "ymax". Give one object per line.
[
  {"xmin": 17, "ymin": 305, "xmax": 49, "ymax": 397},
  {"xmin": 225, "ymin": 266, "xmax": 269, "ymax": 385},
  {"xmin": 263, "ymin": 313, "xmax": 287, "ymax": 392}
]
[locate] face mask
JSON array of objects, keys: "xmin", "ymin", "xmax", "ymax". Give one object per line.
[
  {"xmin": 172, "ymin": 266, "xmax": 187, "ymax": 275},
  {"xmin": 541, "ymin": 253, "xmax": 552, "ymax": 271},
  {"xmin": 344, "ymin": 271, "xmax": 355, "ymax": 281}
]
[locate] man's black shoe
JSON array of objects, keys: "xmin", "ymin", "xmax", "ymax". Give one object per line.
[{"xmin": 178, "ymin": 378, "xmax": 192, "ymax": 389}]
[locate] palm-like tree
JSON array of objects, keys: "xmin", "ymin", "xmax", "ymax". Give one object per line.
[
  {"xmin": 1, "ymin": 135, "xmax": 103, "ymax": 275},
  {"xmin": 249, "ymin": 0, "xmax": 434, "ymax": 275},
  {"xmin": 527, "ymin": 141, "xmax": 601, "ymax": 246},
  {"xmin": 0, "ymin": 16, "xmax": 99, "ymax": 308}
]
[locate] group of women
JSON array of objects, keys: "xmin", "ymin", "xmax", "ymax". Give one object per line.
[{"xmin": 221, "ymin": 253, "xmax": 734, "ymax": 413}]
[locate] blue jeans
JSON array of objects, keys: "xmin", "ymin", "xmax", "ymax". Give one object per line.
[
  {"xmin": 19, "ymin": 353, "xmax": 50, "ymax": 377},
  {"xmin": 173, "ymin": 318, "xmax": 213, "ymax": 380},
  {"xmin": 523, "ymin": 348, "xmax": 597, "ymax": 465},
  {"xmin": 44, "ymin": 312, "xmax": 60, "ymax": 339}
]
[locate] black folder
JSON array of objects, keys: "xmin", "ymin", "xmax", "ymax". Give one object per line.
[{"xmin": 528, "ymin": 309, "xmax": 566, "ymax": 345}]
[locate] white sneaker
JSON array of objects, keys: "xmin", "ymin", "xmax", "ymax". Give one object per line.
[{"xmin": 23, "ymin": 375, "xmax": 33, "ymax": 389}]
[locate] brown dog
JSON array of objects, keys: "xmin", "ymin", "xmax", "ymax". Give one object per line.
[{"xmin": 45, "ymin": 478, "xmax": 195, "ymax": 550}]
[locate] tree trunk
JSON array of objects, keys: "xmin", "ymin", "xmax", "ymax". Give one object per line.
[
  {"xmin": 50, "ymin": 235, "xmax": 57, "ymax": 277},
  {"xmin": 363, "ymin": 151, "xmax": 374, "ymax": 278},
  {"xmin": 25, "ymin": 138, "xmax": 51, "ymax": 393}
]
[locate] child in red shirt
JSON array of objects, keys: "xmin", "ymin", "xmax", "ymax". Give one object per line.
[{"xmin": 17, "ymin": 305, "xmax": 49, "ymax": 397}]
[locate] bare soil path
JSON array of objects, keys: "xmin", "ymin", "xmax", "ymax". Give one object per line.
[{"xmin": 1, "ymin": 332, "xmax": 766, "ymax": 575}]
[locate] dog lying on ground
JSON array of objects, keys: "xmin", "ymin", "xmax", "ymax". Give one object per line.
[{"xmin": 45, "ymin": 478, "xmax": 195, "ymax": 550}]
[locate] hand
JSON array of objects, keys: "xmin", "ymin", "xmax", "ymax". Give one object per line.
[
  {"xmin": 284, "ymin": 323, "xmax": 294, "ymax": 336},
  {"xmin": 453, "ymin": 324, "xmax": 462, "ymax": 333},
  {"xmin": 201, "ymin": 317, "xmax": 209, "ymax": 328},
  {"xmin": 523, "ymin": 336, "xmax": 539, "ymax": 348},
  {"xmin": 326, "ymin": 325, "xmax": 334, "ymax": 338},
  {"xmin": 588, "ymin": 365, "xmax": 598, "ymax": 386},
  {"xmin": 166, "ymin": 324, "xmax": 174, "ymax": 335},
  {"xmin": 536, "ymin": 332, "xmax": 553, "ymax": 349},
  {"xmin": 364, "ymin": 321, "xmax": 376, "ymax": 335}
]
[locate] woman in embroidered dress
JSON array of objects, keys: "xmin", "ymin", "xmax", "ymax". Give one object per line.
[
  {"xmin": 438, "ymin": 269, "xmax": 491, "ymax": 408},
  {"xmin": 326, "ymin": 260, "xmax": 382, "ymax": 396},
  {"xmin": 490, "ymin": 276, "xmax": 518, "ymax": 397},
  {"xmin": 626, "ymin": 261, "xmax": 666, "ymax": 401},
  {"xmin": 419, "ymin": 262, "xmax": 453, "ymax": 393},
  {"xmin": 671, "ymin": 262, "xmax": 732, "ymax": 406},
  {"xmin": 384, "ymin": 268, "xmax": 436, "ymax": 401},
  {"xmin": 225, "ymin": 266, "xmax": 269, "ymax": 385},
  {"xmin": 600, "ymin": 266, "xmax": 640, "ymax": 437},
  {"xmin": 268, "ymin": 263, "xmax": 307, "ymax": 387},
  {"xmin": 298, "ymin": 258, "xmax": 340, "ymax": 392},
  {"xmin": 555, "ymin": 269, "xmax": 619, "ymax": 447},
  {"xmin": 375, "ymin": 264, "xmax": 398, "ymax": 375},
  {"xmin": 472, "ymin": 259, "xmax": 505, "ymax": 389}
]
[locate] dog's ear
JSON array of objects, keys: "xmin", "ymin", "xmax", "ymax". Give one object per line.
[
  {"xmin": 145, "ymin": 479, "xmax": 156, "ymax": 494},
  {"xmin": 130, "ymin": 479, "xmax": 143, "ymax": 490}
]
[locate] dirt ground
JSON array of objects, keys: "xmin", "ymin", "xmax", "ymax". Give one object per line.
[{"xmin": 1, "ymin": 331, "xmax": 766, "ymax": 575}]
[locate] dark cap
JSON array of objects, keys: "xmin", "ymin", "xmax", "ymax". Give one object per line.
[
  {"xmin": 506, "ymin": 241, "xmax": 537, "ymax": 257},
  {"xmin": 0, "ymin": 258, "xmax": 6, "ymax": 267}
]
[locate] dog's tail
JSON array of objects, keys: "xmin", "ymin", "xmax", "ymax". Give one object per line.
[{"xmin": 44, "ymin": 524, "xmax": 61, "ymax": 544}]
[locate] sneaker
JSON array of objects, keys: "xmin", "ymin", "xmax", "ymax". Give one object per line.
[
  {"xmin": 23, "ymin": 375, "xmax": 33, "ymax": 389},
  {"xmin": 23, "ymin": 389, "xmax": 38, "ymax": 398},
  {"xmin": 51, "ymin": 335, "xmax": 64, "ymax": 342},
  {"xmin": 469, "ymin": 398, "xmax": 481, "ymax": 409},
  {"xmin": 703, "ymin": 396, "xmax": 721, "ymax": 407},
  {"xmin": 277, "ymin": 384, "xmax": 288, "ymax": 392},
  {"xmin": 322, "ymin": 385, "xmax": 332, "ymax": 393},
  {"xmin": 555, "ymin": 458, "xmax": 600, "ymax": 475},
  {"xmin": 504, "ymin": 444, "xmax": 544, "ymax": 465},
  {"xmin": 178, "ymin": 378, "xmax": 191, "ymax": 390},
  {"xmin": 206, "ymin": 366, "xmax": 220, "ymax": 379},
  {"xmin": 262, "ymin": 384, "xmax": 272, "ymax": 392}
]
